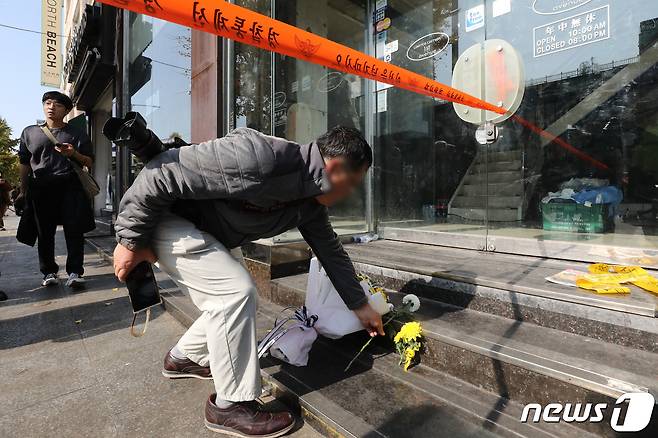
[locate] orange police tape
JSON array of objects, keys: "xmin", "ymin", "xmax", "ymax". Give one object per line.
[{"xmin": 97, "ymin": 0, "xmax": 507, "ymax": 116}]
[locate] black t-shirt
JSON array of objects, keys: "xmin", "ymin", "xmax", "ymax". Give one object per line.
[{"xmin": 18, "ymin": 123, "xmax": 94, "ymax": 180}]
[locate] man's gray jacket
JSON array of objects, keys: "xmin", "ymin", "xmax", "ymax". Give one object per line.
[{"xmin": 114, "ymin": 128, "xmax": 367, "ymax": 310}]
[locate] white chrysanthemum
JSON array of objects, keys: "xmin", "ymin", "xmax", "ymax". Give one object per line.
[
  {"xmin": 402, "ymin": 294, "xmax": 421, "ymax": 312},
  {"xmin": 388, "ymin": 303, "xmax": 395, "ymax": 312},
  {"xmin": 368, "ymin": 292, "xmax": 390, "ymax": 315}
]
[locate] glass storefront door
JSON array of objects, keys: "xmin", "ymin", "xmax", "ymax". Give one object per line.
[
  {"xmin": 483, "ymin": 0, "xmax": 658, "ymax": 267},
  {"xmin": 371, "ymin": 0, "xmax": 658, "ymax": 267},
  {"xmin": 273, "ymin": 0, "xmax": 370, "ymax": 241},
  {"xmin": 230, "ymin": 0, "xmax": 371, "ymax": 242},
  {"xmin": 373, "ymin": 0, "xmax": 489, "ymax": 251}
]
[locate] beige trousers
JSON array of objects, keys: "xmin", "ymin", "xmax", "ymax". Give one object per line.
[{"xmin": 152, "ymin": 214, "xmax": 261, "ymax": 401}]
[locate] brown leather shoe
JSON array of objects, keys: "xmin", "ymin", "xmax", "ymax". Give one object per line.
[
  {"xmin": 204, "ymin": 394, "xmax": 295, "ymax": 437},
  {"xmin": 162, "ymin": 350, "xmax": 212, "ymax": 380}
]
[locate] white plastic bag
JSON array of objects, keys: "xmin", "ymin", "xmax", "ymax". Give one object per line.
[
  {"xmin": 269, "ymin": 325, "xmax": 318, "ymax": 366},
  {"xmin": 262, "ymin": 258, "xmax": 390, "ymax": 366},
  {"xmin": 305, "ymin": 257, "xmax": 388, "ymax": 339}
]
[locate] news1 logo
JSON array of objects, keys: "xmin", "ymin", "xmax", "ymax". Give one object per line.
[{"xmin": 520, "ymin": 393, "xmax": 655, "ymax": 432}]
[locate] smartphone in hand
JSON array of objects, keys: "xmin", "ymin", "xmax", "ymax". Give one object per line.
[{"xmin": 125, "ymin": 261, "xmax": 161, "ymax": 313}]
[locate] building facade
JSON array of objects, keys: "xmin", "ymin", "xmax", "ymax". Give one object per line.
[{"xmin": 64, "ymin": 0, "xmax": 658, "ymax": 269}]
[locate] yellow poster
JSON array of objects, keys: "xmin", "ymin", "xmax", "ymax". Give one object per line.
[{"xmin": 41, "ymin": 0, "xmax": 62, "ymax": 87}]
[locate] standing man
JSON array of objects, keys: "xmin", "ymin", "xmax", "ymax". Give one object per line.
[
  {"xmin": 17, "ymin": 91, "xmax": 95, "ymax": 288},
  {"xmin": 111, "ymin": 124, "xmax": 383, "ymax": 437}
]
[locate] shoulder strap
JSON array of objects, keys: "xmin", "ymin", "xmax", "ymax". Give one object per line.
[
  {"xmin": 40, "ymin": 125, "xmax": 59, "ymax": 145},
  {"xmin": 130, "ymin": 308, "xmax": 151, "ymax": 337},
  {"xmin": 40, "ymin": 125, "xmax": 85, "ymax": 170}
]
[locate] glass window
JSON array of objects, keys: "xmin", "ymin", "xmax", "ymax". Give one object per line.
[
  {"xmin": 483, "ymin": 0, "xmax": 658, "ymax": 265},
  {"xmin": 273, "ymin": 0, "xmax": 370, "ymax": 241},
  {"xmin": 229, "ymin": 0, "xmax": 370, "ymax": 242},
  {"xmin": 373, "ymin": 0, "xmax": 658, "ymax": 265},
  {"xmin": 232, "ymin": 0, "xmax": 272, "ymax": 132},
  {"xmin": 129, "ymin": 13, "xmax": 192, "ymax": 142},
  {"xmin": 374, "ymin": 0, "xmax": 488, "ymax": 250}
]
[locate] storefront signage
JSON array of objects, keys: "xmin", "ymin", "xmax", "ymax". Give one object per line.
[
  {"xmin": 274, "ymin": 108, "xmax": 286, "ymax": 127},
  {"xmin": 273, "ymin": 91, "xmax": 286, "ymax": 108},
  {"xmin": 385, "ymin": 40, "xmax": 398, "ymax": 55},
  {"xmin": 317, "ymin": 71, "xmax": 345, "ymax": 93},
  {"xmin": 465, "ymin": 5, "xmax": 485, "ymax": 32},
  {"xmin": 533, "ymin": 5, "xmax": 609, "ymax": 57},
  {"xmin": 40, "ymin": 0, "xmax": 62, "ymax": 87},
  {"xmin": 376, "ymin": 17, "xmax": 391, "ymax": 33},
  {"xmin": 492, "ymin": 0, "xmax": 512, "ymax": 18},
  {"xmin": 532, "ymin": 0, "xmax": 592, "ymax": 15},
  {"xmin": 376, "ymin": 89, "xmax": 387, "ymax": 113},
  {"xmin": 406, "ymin": 32, "xmax": 449, "ymax": 61},
  {"xmin": 96, "ymin": 0, "xmax": 506, "ymax": 115},
  {"xmin": 302, "ymin": 75, "xmax": 311, "ymax": 91},
  {"xmin": 373, "ymin": 7, "xmax": 386, "ymax": 25},
  {"xmin": 63, "ymin": 4, "xmax": 91, "ymax": 83},
  {"xmin": 375, "ymin": 31, "xmax": 387, "ymax": 58}
]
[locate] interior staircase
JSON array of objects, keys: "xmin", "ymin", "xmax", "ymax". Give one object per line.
[
  {"xmin": 154, "ymin": 239, "xmax": 658, "ymax": 438},
  {"xmin": 449, "ymin": 149, "xmax": 525, "ymax": 222}
]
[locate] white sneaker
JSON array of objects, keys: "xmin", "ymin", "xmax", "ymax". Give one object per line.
[
  {"xmin": 66, "ymin": 273, "xmax": 85, "ymax": 288},
  {"xmin": 42, "ymin": 273, "xmax": 58, "ymax": 287}
]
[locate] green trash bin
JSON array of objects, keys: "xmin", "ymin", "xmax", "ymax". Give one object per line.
[{"xmin": 541, "ymin": 202, "xmax": 614, "ymax": 233}]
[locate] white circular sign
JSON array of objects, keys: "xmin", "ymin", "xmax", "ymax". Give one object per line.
[
  {"xmin": 317, "ymin": 72, "xmax": 345, "ymax": 93},
  {"xmin": 452, "ymin": 39, "xmax": 525, "ymax": 125},
  {"xmin": 406, "ymin": 32, "xmax": 450, "ymax": 61},
  {"xmin": 274, "ymin": 92, "xmax": 287, "ymax": 108}
]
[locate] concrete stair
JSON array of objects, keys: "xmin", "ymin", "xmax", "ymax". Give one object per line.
[
  {"xmin": 90, "ymin": 233, "xmax": 658, "ymax": 437},
  {"xmin": 449, "ymin": 149, "xmax": 524, "ymax": 222},
  {"xmin": 160, "ymin": 241, "xmax": 658, "ymax": 437},
  {"xmin": 341, "ymin": 240, "xmax": 658, "ymax": 437},
  {"xmin": 160, "ymin": 282, "xmax": 590, "ymax": 438},
  {"xmin": 264, "ymin": 271, "xmax": 657, "ymax": 437}
]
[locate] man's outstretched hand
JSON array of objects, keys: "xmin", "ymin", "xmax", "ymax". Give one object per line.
[
  {"xmin": 113, "ymin": 243, "xmax": 157, "ymax": 282},
  {"xmin": 353, "ymin": 302, "xmax": 385, "ymax": 337}
]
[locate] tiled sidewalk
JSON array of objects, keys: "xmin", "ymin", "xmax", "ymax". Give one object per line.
[{"xmin": 0, "ymin": 213, "xmax": 317, "ymax": 438}]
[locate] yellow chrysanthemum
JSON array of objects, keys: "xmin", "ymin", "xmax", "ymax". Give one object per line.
[
  {"xmin": 403, "ymin": 348, "xmax": 416, "ymax": 371},
  {"xmin": 394, "ymin": 321, "xmax": 423, "ymax": 343},
  {"xmin": 356, "ymin": 273, "xmax": 371, "ymax": 282}
]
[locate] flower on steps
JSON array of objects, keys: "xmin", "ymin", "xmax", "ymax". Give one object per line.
[
  {"xmin": 402, "ymin": 294, "xmax": 421, "ymax": 312},
  {"xmin": 344, "ymin": 274, "xmax": 425, "ymax": 373},
  {"xmin": 394, "ymin": 321, "xmax": 423, "ymax": 343},
  {"xmin": 403, "ymin": 347, "xmax": 416, "ymax": 371},
  {"xmin": 394, "ymin": 322, "xmax": 423, "ymax": 371}
]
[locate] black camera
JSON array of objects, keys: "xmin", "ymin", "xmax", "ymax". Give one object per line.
[{"xmin": 103, "ymin": 111, "xmax": 189, "ymax": 163}]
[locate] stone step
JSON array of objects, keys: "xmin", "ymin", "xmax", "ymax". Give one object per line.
[
  {"xmin": 471, "ymin": 160, "xmax": 523, "ymax": 173},
  {"xmin": 465, "ymin": 171, "xmax": 523, "ymax": 185},
  {"xmin": 449, "ymin": 207, "xmax": 520, "ymax": 222},
  {"xmin": 269, "ymin": 274, "xmax": 658, "ymax": 437},
  {"xmin": 160, "ymin": 285, "xmax": 587, "ymax": 437},
  {"xmin": 256, "ymin": 300, "xmax": 591, "ymax": 438},
  {"xmin": 485, "ymin": 150, "xmax": 523, "ymax": 163},
  {"xmin": 451, "ymin": 195, "xmax": 523, "ymax": 209},
  {"xmin": 345, "ymin": 240, "xmax": 658, "ymax": 350},
  {"xmin": 460, "ymin": 181, "xmax": 524, "ymax": 197}
]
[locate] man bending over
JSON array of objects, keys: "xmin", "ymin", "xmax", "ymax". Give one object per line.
[{"xmin": 112, "ymin": 125, "xmax": 384, "ymax": 437}]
